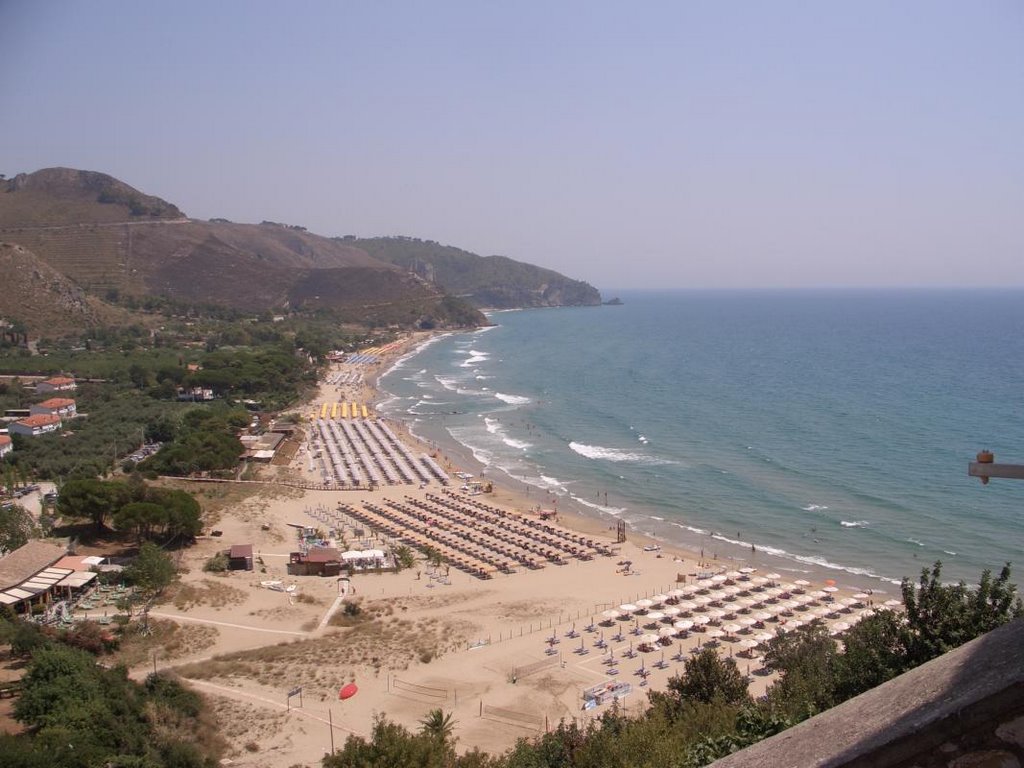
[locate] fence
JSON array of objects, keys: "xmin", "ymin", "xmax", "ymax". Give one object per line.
[
  {"xmin": 389, "ymin": 676, "xmax": 448, "ymax": 701},
  {"xmin": 512, "ymin": 655, "xmax": 560, "ymax": 680},
  {"xmin": 480, "ymin": 702, "xmax": 545, "ymax": 732}
]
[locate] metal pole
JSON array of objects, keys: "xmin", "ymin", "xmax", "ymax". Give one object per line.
[{"xmin": 329, "ymin": 709, "xmax": 335, "ymax": 753}]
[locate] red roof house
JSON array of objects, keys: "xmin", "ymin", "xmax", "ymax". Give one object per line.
[{"xmin": 9, "ymin": 414, "xmax": 61, "ymax": 437}]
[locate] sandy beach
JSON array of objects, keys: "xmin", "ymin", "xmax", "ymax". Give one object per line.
[{"xmin": 140, "ymin": 333, "xmax": 886, "ymax": 768}]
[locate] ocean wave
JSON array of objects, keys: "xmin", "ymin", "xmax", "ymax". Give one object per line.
[
  {"xmin": 840, "ymin": 520, "xmax": 870, "ymax": 528},
  {"xmin": 458, "ymin": 349, "xmax": 490, "ymax": 367},
  {"xmin": 435, "ymin": 376, "xmax": 459, "ymax": 392},
  {"xmin": 907, "ymin": 538, "xmax": 924, "ymax": 547},
  {"xmin": 380, "ymin": 333, "xmax": 451, "ymax": 379},
  {"xmin": 569, "ymin": 441, "xmax": 676, "ymax": 466},
  {"xmin": 495, "ymin": 392, "xmax": 530, "ymax": 405},
  {"xmin": 504, "ymin": 437, "xmax": 531, "ymax": 450},
  {"xmin": 802, "ymin": 504, "xmax": 830, "ymax": 512},
  {"xmin": 571, "ymin": 495, "xmax": 627, "ymax": 516}
]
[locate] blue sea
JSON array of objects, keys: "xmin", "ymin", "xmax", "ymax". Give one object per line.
[{"xmin": 378, "ymin": 290, "xmax": 1024, "ymax": 588}]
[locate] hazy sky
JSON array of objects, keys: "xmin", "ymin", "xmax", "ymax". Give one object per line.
[{"xmin": 2, "ymin": 2, "xmax": 1022, "ymax": 290}]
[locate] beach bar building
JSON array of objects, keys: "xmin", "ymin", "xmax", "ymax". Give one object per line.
[
  {"xmin": 0, "ymin": 540, "xmax": 68, "ymax": 613},
  {"xmin": 287, "ymin": 546, "xmax": 341, "ymax": 577}
]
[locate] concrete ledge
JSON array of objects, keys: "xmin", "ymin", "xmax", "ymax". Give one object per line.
[{"xmin": 710, "ymin": 619, "xmax": 1024, "ymax": 768}]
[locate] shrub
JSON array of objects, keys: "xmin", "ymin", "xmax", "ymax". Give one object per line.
[{"xmin": 203, "ymin": 552, "xmax": 228, "ymax": 573}]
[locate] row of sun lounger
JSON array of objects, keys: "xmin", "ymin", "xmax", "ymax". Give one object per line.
[{"xmin": 340, "ymin": 502, "xmax": 497, "ymax": 579}]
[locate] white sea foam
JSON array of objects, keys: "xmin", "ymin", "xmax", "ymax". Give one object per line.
[
  {"xmin": 840, "ymin": 520, "xmax": 870, "ymax": 528},
  {"xmin": 907, "ymin": 538, "xmax": 924, "ymax": 547},
  {"xmin": 802, "ymin": 504, "xmax": 830, "ymax": 512},
  {"xmin": 484, "ymin": 417, "xmax": 500, "ymax": 434},
  {"xmin": 504, "ymin": 437, "xmax": 531, "ymax": 450},
  {"xmin": 569, "ymin": 441, "xmax": 675, "ymax": 465},
  {"xmin": 572, "ymin": 495, "xmax": 627, "ymax": 516},
  {"xmin": 435, "ymin": 376, "xmax": 459, "ymax": 392},
  {"xmin": 459, "ymin": 350, "xmax": 490, "ymax": 367},
  {"xmin": 380, "ymin": 333, "xmax": 451, "ymax": 378},
  {"xmin": 495, "ymin": 392, "xmax": 530, "ymax": 405}
]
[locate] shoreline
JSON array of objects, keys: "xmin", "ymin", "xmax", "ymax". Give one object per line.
[{"xmin": 371, "ymin": 328, "xmax": 897, "ymax": 596}]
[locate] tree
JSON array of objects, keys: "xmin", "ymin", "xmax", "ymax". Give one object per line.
[
  {"xmin": 56, "ymin": 478, "xmax": 130, "ymax": 531},
  {"xmin": 419, "ymin": 709, "xmax": 456, "ymax": 744},
  {"xmin": 125, "ymin": 542, "xmax": 176, "ymax": 597},
  {"xmin": 762, "ymin": 622, "xmax": 840, "ymax": 717},
  {"xmin": 665, "ymin": 648, "xmax": 750, "ymax": 707},
  {"xmin": 833, "ymin": 609, "xmax": 907, "ymax": 700},
  {"xmin": 901, "ymin": 561, "xmax": 1024, "ymax": 667},
  {"xmin": 0, "ymin": 503, "xmax": 38, "ymax": 553},
  {"xmin": 393, "ymin": 545, "xmax": 416, "ymax": 571}
]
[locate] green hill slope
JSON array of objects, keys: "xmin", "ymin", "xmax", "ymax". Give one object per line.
[{"xmin": 347, "ymin": 236, "xmax": 602, "ymax": 308}]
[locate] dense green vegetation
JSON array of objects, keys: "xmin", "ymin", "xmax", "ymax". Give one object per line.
[
  {"xmin": 56, "ymin": 477, "xmax": 202, "ymax": 541},
  {"xmin": 0, "ymin": 642, "xmax": 219, "ymax": 768},
  {"xmin": 323, "ymin": 563, "xmax": 1023, "ymax": 768}
]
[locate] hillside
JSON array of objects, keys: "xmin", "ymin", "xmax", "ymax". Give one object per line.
[
  {"xmin": 0, "ymin": 241, "xmax": 131, "ymax": 338},
  {"xmin": 0, "ymin": 168, "xmax": 599, "ymax": 333},
  {"xmin": 349, "ymin": 236, "xmax": 603, "ymax": 308}
]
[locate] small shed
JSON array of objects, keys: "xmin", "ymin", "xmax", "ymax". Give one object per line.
[{"xmin": 228, "ymin": 544, "xmax": 254, "ymax": 571}]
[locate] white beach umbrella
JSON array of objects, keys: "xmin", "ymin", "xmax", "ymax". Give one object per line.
[
  {"xmin": 830, "ymin": 621, "xmax": 851, "ymax": 634},
  {"xmin": 723, "ymin": 602, "xmax": 742, "ymax": 614},
  {"xmin": 602, "ymin": 609, "xmax": 621, "ymax": 620},
  {"xmin": 706, "ymin": 609, "xmax": 726, "ymax": 621},
  {"xmin": 693, "ymin": 614, "xmax": 711, "ymax": 625},
  {"xmin": 809, "ymin": 590, "xmax": 828, "ymax": 599},
  {"xmin": 619, "ymin": 603, "xmax": 638, "ymax": 613},
  {"xmin": 738, "ymin": 596, "xmax": 758, "ymax": 607},
  {"xmin": 852, "ymin": 592, "xmax": 870, "ymax": 601},
  {"xmin": 781, "ymin": 600, "xmax": 801, "ymax": 611},
  {"xmin": 751, "ymin": 576, "xmax": 769, "ymax": 587},
  {"xmin": 740, "ymin": 638, "xmax": 760, "ymax": 650},
  {"xmin": 696, "ymin": 579, "xmax": 714, "ymax": 589},
  {"xmin": 739, "ymin": 616, "xmax": 757, "ymax": 627},
  {"xmin": 658, "ymin": 626, "xmax": 677, "ymax": 638},
  {"xmin": 650, "ymin": 594, "xmax": 669, "ymax": 605},
  {"xmin": 795, "ymin": 594, "xmax": 815, "ymax": 606},
  {"xmin": 644, "ymin": 611, "xmax": 665, "ymax": 622},
  {"xmin": 765, "ymin": 586, "xmax": 785, "ymax": 597},
  {"xmin": 678, "ymin": 600, "xmax": 698, "ymax": 612},
  {"xmin": 812, "ymin": 606, "xmax": 832, "ymax": 618},
  {"xmin": 822, "ymin": 586, "xmax": 839, "ymax": 593},
  {"xmin": 738, "ymin": 567, "xmax": 756, "ymax": 574},
  {"xmin": 753, "ymin": 611, "xmax": 773, "ymax": 622},
  {"xmin": 725, "ymin": 570, "xmax": 742, "ymax": 581},
  {"xmin": 636, "ymin": 598, "xmax": 655, "ymax": 609},
  {"xmin": 786, "ymin": 620, "xmax": 805, "ymax": 630},
  {"xmin": 673, "ymin": 619, "xmax": 694, "ymax": 631},
  {"xmin": 840, "ymin": 597, "xmax": 858, "ymax": 607},
  {"xmin": 668, "ymin": 588, "xmax": 688, "ymax": 598},
  {"xmin": 705, "ymin": 628, "xmax": 724, "ymax": 639},
  {"xmin": 693, "ymin": 595, "xmax": 713, "ymax": 607},
  {"xmin": 662, "ymin": 606, "xmax": 681, "ymax": 617},
  {"xmin": 722, "ymin": 623, "xmax": 742, "ymax": 635},
  {"xmin": 711, "ymin": 574, "xmax": 728, "ymax": 583},
  {"xmin": 755, "ymin": 632, "xmax": 774, "ymax": 643},
  {"xmin": 723, "ymin": 585, "xmax": 742, "ymax": 596},
  {"xmin": 765, "ymin": 572, "xmax": 781, "ymax": 580},
  {"xmin": 794, "ymin": 579, "xmax": 811, "ymax": 588},
  {"xmin": 640, "ymin": 633, "xmax": 659, "ymax": 644}
]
